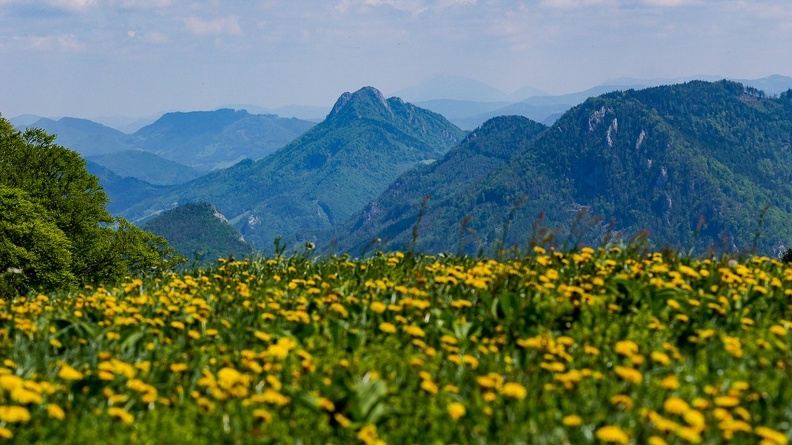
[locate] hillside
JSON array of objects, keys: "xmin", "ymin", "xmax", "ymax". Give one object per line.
[
  {"xmin": 117, "ymin": 87, "xmax": 466, "ymax": 249},
  {"xmin": 132, "ymin": 109, "xmax": 316, "ymax": 170},
  {"xmin": 84, "ymin": 161, "xmax": 167, "ymax": 216},
  {"xmin": 142, "ymin": 202, "xmax": 253, "ymax": 263},
  {"xmin": 332, "ymin": 81, "xmax": 792, "ymax": 255},
  {"xmin": 328, "ymin": 115, "xmax": 547, "ymax": 254}
]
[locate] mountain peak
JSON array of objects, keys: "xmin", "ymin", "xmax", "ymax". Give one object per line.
[{"xmin": 328, "ymin": 86, "xmax": 392, "ymax": 119}]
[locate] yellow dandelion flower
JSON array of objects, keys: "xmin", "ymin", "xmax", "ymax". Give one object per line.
[
  {"xmin": 0, "ymin": 426, "xmax": 13, "ymax": 439},
  {"xmin": 663, "ymin": 397, "xmax": 690, "ymax": 415},
  {"xmin": 769, "ymin": 325, "xmax": 787, "ymax": 336},
  {"xmin": 334, "ymin": 413, "xmax": 352, "ymax": 428},
  {"xmin": 370, "ymin": 302, "xmax": 386, "ymax": 313},
  {"xmin": 252, "ymin": 409, "xmax": 273, "ymax": 423},
  {"xmin": 614, "ymin": 340, "xmax": 639, "ymax": 357},
  {"xmin": 562, "ymin": 415, "xmax": 582, "ymax": 426},
  {"xmin": 420, "ymin": 380, "xmax": 438, "ymax": 394},
  {"xmin": 107, "ymin": 407, "xmax": 134, "ymax": 425},
  {"xmin": 379, "ymin": 322, "xmax": 397, "ymax": 334},
  {"xmin": 10, "ymin": 387, "xmax": 42, "ymax": 405},
  {"xmin": 0, "ymin": 405, "xmax": 31, "ymax": 423},
  {"xmin": 610, "ymin": 394, "xmax": 634, "ymax": 410},
  {"xmin": 169, "ymin": 363, "xmax": 188, "ymax": 373},
  {"xmin": 47, "ymin": 404, "xmax": 65, "ymax": 420},
  {"xmin": 614, "ymin": 366, "xmax": 643, "ymax": 384},
  {"xmin": 648, "ymin": 436, "xmax": 668, "ymax": 445},
  {"xmin": 595, "ymin": 425, "xmax": 630, "ymax": 444},
  {"xmin": 501, "ymin": 382, "xmax": 527, "ymax": 400},
  {"xmin": 404, "ymin": 325, "xmax": 425, "ymax": 337},
  {"xmin": 447, "ymin": 402, "xmax": 466, "ymax": 420},
  {"xmin": 683, "ymin": 409, "xmax": 705, "ymax": 430},
  {"xmin": 674, "ymin": 426, "xmax": 702, "ymax": 443},
  {"xmin": 58, "ymin": 364, "xmax": 84, "ymax": 381},
  {"xmin": 659, "ymin": 375, "xmax": 680, "ymax": 390},
  {"xmin": 651, "ymin": 351, "xmax": 671, "ymax": 365},
  {"xmin": 755, "ymin": 426, "xmax": 789, "ymax": 445},
  {"xmin": 714, "ymin": 396, "xmax": 740, "ymax": 407}
]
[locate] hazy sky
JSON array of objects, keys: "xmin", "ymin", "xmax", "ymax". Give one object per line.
[{"xmin": 1, "ymin": 0, "xmax": 791, "ymax": 118}]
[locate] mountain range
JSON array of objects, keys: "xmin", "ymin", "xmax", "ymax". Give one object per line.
[
  {"xmin": 19, "ymin": 109, "xmax": 316, "ymax": 184},
  {"xmin": 114, "ymin": 86, "xmax": 466, "ymax": 250},
  {"xmin": 329, "ymin": 80, "xmax": 792, "ymax": 255},
  {"xmin": 12, "ymin": 78, "xmax": 792, "ymax": 258}
]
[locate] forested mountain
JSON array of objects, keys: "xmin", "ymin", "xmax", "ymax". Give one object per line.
[
  {"xmin": 330, "ymin": 81, "xmax": 792, "ymax": 255},
  {"xmin": 328, "ymin": 116, "xmax": 547, "ymax": 254},
  {"xmin": 142, "ymin": 202, "xmax": 253, "ymax": 263},
  {"xmin": 133, "ymin": 109, "xmax": 316, "ymax": 170},
  {"xmin": 116, "ymin": 87, "xmax": 466, "ymax": 249}
]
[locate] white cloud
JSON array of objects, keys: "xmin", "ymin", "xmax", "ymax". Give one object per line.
[
  {"xmin": 539, "ymin": 0, "xmax": 606, "ymax": 9},
  {"xmin": 643, "ymin": 0, "xmax": 697, "ymax": 6},
  {"xmin": 0, "ymin": 0, "xmax": 97, "ymax": 10},
  {"xmin": 184, "ymin": 16, "xmax": 242, "ymax": 36},
  {"xmin": 45, "ymin": 0, "xmax": 97, "ymax": 10},
  {"xmin": 13, "ymin": 34, "xmax": 85, "ymax": 51},
  {"xmin": 127, "ymin": 30, "xmax": 169, "ymax": 44},
  {"xmin": 118, "ymin": 0, "xmax": 172, "ymax": 9}
]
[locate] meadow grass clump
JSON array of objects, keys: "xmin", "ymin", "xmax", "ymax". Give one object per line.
[{"xmin": 0, "ymin": 247, "xmax": 791, "ymax": 444}]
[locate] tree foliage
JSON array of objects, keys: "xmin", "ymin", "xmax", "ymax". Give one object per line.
[{"xmin": 0, "ymin": 115, "xmax": 184, "ymax": 295}]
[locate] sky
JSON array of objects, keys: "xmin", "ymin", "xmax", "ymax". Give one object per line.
[{"xmin": 1, "ymin": 0, "xmax": 791, "ymax": 119}]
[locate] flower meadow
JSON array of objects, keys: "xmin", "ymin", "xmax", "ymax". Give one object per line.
[{"xmin": 1, "ymin": 247, "xmax": 791, "ymax": 444}]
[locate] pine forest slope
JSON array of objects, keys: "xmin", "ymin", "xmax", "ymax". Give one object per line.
[
  {"xmin": 331, "ymin": 81, "xmax": 792, "ymax": 255},
  {"xmin": 142, "ymin": 202, "xmax": 253, "ymax": 263},
  {"xmin": 117, "ymin": 87, "xmax": 466, "ymax": 249}
]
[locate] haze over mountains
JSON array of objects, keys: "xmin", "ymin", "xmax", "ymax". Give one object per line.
[
  {"xmin": 9, "ymin": 76, "xmax": 792, "ymax": 259},
  {"xmin": 18, "ymin": 109, "xmax": 316, "ymax": 185}
]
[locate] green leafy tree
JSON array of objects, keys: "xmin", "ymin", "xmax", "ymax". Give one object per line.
[
  {"xmin": 0, "ymin": 186, "xmax": 75, "ymax": 295},
  {"xmin": 0, "ymin": 115, "xmax": 183, "ymax": 293}
]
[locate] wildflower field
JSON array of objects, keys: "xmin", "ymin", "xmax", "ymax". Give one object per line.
[{"xmin": 1, "ymin": 247, "xmax": 791, "ymax": 444}]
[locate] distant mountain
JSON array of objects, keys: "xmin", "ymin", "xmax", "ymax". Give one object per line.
[
  {"xmin": 331, "ymin": 81, "xmax": 792, "ymax": 255},
  {"xmin": 327, "ymin": 115, "xmax": 547, "ymax": 254},
  {"xmin": 395, "ymin": 75, "xmax": 512, "ymax": 102},
  {"xmin": 8, "ymin": 114, "xmax": 46, "ymax": 127},
  {"xmin": 741, "ymin": 75, "xmax": 792, "ymax": 96},
  {"xmin": 412, "ymin": 100, "xmax": 512, "ymax": 130},
  {"xmin": 86, "ymin": 150, "xmax": 203, "ymax": 186},
  {"xmin": 222, "ymin": 104, "xmax": 329, "ymax": 122},
  {"xmin": 27, "ymin": 117, "xmax": 132, "ymax": 156},
  {"xmin": 132, "ymin": 108, "xmax": 316, "ymax": 171},
  {"xmin": 84, "ymin": 161, "xmax": 167, "ymax": 216},
  {"xmin": 116, "ymin": 86, "xmax": 466, "ymax": 249},
  {"xmin": 143, "ymin": 202, "xmax": 253, "ymax": 263},
  {"xmin": 90, "ymin": 115, "xmax": 159, "ymax": 134}
]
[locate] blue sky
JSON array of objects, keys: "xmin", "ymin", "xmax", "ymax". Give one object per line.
[{"xmin": 1, "ymin": 0, "xmax": 791, "ymax": 118}]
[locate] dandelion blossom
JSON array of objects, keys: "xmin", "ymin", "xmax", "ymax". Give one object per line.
[{"xmin": 595, "ymin": 425, "xmax": 630, "ymax": 444}]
